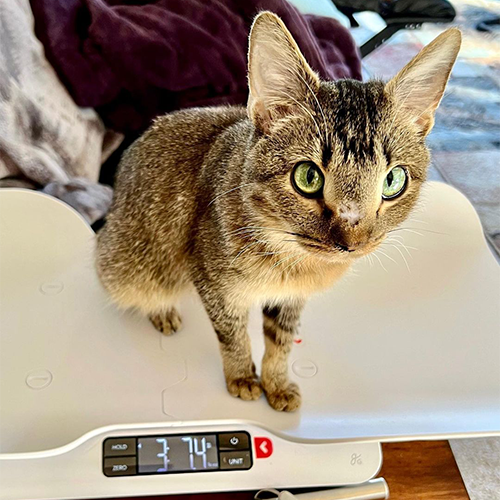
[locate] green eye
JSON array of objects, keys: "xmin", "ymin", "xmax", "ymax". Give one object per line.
[
  {"xmin": 292, "ymin": 162, "xmax": 324, "ymax": 197},
  {"xmin": 382, "ymin": 166, "xmax": 407, "ymax": 199}
]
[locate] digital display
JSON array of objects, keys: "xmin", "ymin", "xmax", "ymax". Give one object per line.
[
  {"xmin": 137, "ymin": 434, "xmax": 219, "ymax": 473},
  {"xmin": 103, "ymin": 432, "xmax": 252, "ymax": 477}
]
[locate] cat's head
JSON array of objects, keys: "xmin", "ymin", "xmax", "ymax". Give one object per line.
[{"xmin": 244, "ymin": 12, "xmax": 461, "ymax": 263}]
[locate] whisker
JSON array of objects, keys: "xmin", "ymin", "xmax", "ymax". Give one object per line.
[
  {"xmin": 227, "ymin": 226, "xmax": 294, "ymax": 237},
  {"xmin": 372, "ymin": 252, "xmax": 388, "ymax": 272},
  {"xmin": 208, "ymin": 183, "xmax": 254, "ymax": 207},
  {"xmin": 391, "ymin": 244, "xmax": 411, "ymax": 274},
  {"xmin": 402, "ymin": 227, "xmax": 448, "ymax": 235},
  {"xmin": 394, "ymin": 240, "xmax": 418, "ymax": 253},
  {"xmin": 393, "ymin": 227, "xmax": 448, "ymax": 237},
  {"xmin": 385, "ymin": 237, "xmax": 416, "ymax": 258},
  {"xmin": 392, "ymin": 228, "xmax": 423, "ymax": 237},
  {"xmin": 269, "ymin": 253, "xmax": 298, "ymax": 271},
  {"xmin": 229, "ymin": 240, "xmax": 262, "ymax": 266},
  {"xmin": 407, "ymin": 218, "xmax": 429, "ymax": 225},
  {"xmin": 376, "ymin": 249, "xmax": 398, "ymax": 265},
  {"xmin": 283, "ymin": 255, "xmax": 308, "ymax": 280},
  {"xmin": 262, "ymin": 252, "xmax": 299, "ymax": 283},
  {"xmin": 255, "ymin": 250, "xmax": 290, "ymax": 256},
  {"xmin": 363, "ymin": 253, "xmax": 374, "ymax": 268},
  {"xmin": 386, "ymin": 234, "xmax": 404, "ymax": 242}
]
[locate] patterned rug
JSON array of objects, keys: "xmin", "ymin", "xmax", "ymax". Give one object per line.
[{"xmin": 358, "ymin": 0, "xmax": 500, "ymax": 255}]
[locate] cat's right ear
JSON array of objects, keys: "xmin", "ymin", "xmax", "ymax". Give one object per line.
[{"xmin": 247, "ymin": 12, "xmax": 320, "ymax": 134}]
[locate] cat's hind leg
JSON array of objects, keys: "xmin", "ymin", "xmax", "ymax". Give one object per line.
[
  {"xmin": 135, "ymin": 287, "xmax": 186, "ymax": 336},
  {"xmin": 98, "ymin": 267, "xmax": 185, "ymax": 336},
  {"xmin": 96, "ymin": 224, "xmax": 189, "ymax": 334},
  {"xmin": 149, "ymin": 307, "xmax": 182, "ymax": 336}
]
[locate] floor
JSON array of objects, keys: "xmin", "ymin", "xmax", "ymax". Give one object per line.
[
  {"xmin": 379, "ymin": 441, "xmax": 469, "ymax": 499},
  {"xmin": 356, "ymin": 0, "xmax": 500, "ymax": 257},
  {"xmin": 450, "ymin": 437, "xmax": 500, "ymax": 500}
]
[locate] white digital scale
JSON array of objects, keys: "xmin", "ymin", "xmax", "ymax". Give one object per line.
[{"xmin": 0, "ymin": 184, "xmax": 499, "ymax": 500}]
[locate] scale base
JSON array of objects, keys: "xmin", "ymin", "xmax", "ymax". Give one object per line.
[
  {"xmin": 0, "ymin": 184, "xmax": 499, "ymax": 499},
  {"xmin": 0, "ymin": 423, "xmax": 383, "ymax": 500}
]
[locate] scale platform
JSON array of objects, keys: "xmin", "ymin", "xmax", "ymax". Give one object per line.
[{"xmin": 0, "ymin": 184, "xmax": 499, "ymax": 500}]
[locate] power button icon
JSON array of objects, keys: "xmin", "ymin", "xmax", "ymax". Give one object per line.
[{"xmin": 219, "ymin": 433, "xmax": 249, "ymax": 450}]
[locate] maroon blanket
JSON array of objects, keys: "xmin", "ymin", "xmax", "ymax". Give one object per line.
[{"xmin": 30, "ymin": 0, "xmax": 361, "ymax": 133}]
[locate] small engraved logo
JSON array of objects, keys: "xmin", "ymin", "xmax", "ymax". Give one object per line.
[{"xmin": 350, "ymin": 453, "xmax": 362, "ymax": 466}]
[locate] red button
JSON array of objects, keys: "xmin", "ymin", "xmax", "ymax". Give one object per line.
[{"xmin": 254, "ymin": 437, "xmax": 273, "ymax": 458}]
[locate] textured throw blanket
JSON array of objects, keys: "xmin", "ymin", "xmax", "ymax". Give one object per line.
[
  {"xmin": 30, "ymin": 0, "xmax": 362, "ymax": 133},
  {"xmin": 0, "ymin": 0, "xmax": 122, "ymax": 223}
]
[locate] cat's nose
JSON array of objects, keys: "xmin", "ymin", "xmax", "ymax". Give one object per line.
[{"xmin": 338, "ymin": 201, "xmax": 362, "ymax": 226}]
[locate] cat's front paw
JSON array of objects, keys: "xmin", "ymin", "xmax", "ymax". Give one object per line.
[
  {"xmin": 227, "ymin": 376, "xmax": 263, "ymax": 401},
  {"xmin": 149, "ymin": 309, "xmax": 182, "ymax": 336},
  {"xmin": 265, "ymin": 383, "xmax": 301, "ymax": 412}
]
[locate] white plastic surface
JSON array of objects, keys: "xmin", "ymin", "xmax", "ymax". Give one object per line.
[{"xmin": 0, "ymin": 184, "xmax": 499, "ymax": 498}]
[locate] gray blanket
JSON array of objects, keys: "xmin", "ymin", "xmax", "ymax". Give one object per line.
[{"xmin": 0, "ymin": 0, "xmax": 122, "ymax": 223}]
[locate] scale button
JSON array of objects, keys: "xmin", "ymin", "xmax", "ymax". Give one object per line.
[
  {"xmin": 219, "ymin": 432, "xmax": 250, "ymax": 450},
  {"xmin": 104, "ymin": 438, "xmax": 136, "ymax": 457},
  {"xmin": 220, "ymin": 451, "xmax": 252, "ymax": 470},
  {"xmin": 103, "ymin": 456, "xmax": 137, "ymax": 477},
  {"xmin": 254, "ymin": 437, "xmax": 273, "ymax": 459}
]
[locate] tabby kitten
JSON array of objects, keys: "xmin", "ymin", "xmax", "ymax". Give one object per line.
[{"xmin": 96, "ymin": 12, "xmax": 461, "ymax": 411}]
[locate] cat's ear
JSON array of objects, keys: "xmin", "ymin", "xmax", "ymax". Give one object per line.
[
  {"xmin": 386, "ymin": 28, "xmax": 461, "ymax": 136},
  {"xmin": 247, "ymin": 12, "xmax": 320, "ymax": 134}
]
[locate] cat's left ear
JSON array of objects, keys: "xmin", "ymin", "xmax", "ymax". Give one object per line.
[
  {"xmin": 247, "ymin": 12, "xmax": 320, "ymax": 134},
  {"xmin": 386, "ymin": 28, "xmax": 461, "ymax": 136}
]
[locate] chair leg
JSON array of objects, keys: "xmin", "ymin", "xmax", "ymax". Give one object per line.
[{"xmin": 360, "ymin": 24, "xmax": 405, "ymax": 58}]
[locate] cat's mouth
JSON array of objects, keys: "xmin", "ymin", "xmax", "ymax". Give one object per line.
[{"xmin": 296, "ymin": 235, "xmax": 383, "ymax": 259}]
